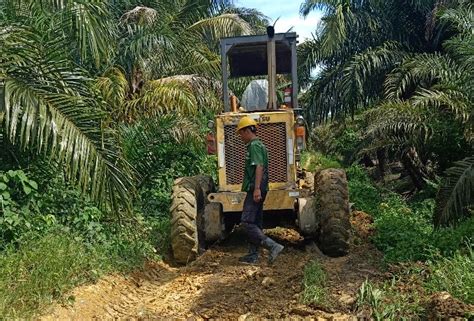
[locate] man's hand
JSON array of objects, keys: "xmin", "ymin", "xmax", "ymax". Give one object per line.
[{"xmin": 253, "ymin": 188, "xmax": 262, "ymax": 203}]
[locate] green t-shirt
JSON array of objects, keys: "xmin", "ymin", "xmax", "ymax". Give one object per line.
[{"xmin": 241, "ymin": 138, "xmax": 269, "ymax": 192}]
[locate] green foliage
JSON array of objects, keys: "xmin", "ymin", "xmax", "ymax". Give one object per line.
[
  {"xmin": 372, "ymin": 194, "xmax": 474, "ymax": 263},
  {"xmin": 121, "ymin": 115, "xmax": 217, "ymax": 217},
  {"xmin": 372, "ymin": 196, "xmax": 434, "ymax": 262},
  {"xmin": 435, "ymin": 157, "xmax": 474, "ymax": 227},
  {"xmin": 0, "ymin": 230, "xmax": 105, "ymax": 318},
  {"xmin": 356, "ymin": 279, "xmax": 425, "ymax": 320},
  {"xmin": 0, "ymin": 170, "xmax": 47, "ymax": 245},
  {"xmin": 301, "ymin": 151, "xmax": 342, "ymax": 173},
  {"xmin": 309, "ymin": 118, "xmax": 364, "ymax": 163},
  {"xmin": 99, "ymin": 218, "xmax": 158, "ymax": 271},
  {"xmin": 346, "ymin": 165, "xmax": 382, "ymax": 214},
  {"xmin": 356, "ymin": 280, "xmax": 397, "ymax": 320},
  {"xmin": 300, "ymin": 0, "xmax": 473, "ymax": 227},
  {"xmin": 149, "ymin": 216, "xmax": 171, "ymax": 257},
  {"xmin": 430, "ymin": 217, "xmax": 474, "ymax": 257},
  {"xmin": 301, "ymin": 260, "xmax": 328, "ymax": 306},
  {"xmin": 426, "ymin": 245, "xmax": 474, "ymax": 304}
]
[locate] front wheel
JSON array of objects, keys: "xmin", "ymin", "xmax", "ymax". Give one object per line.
[
  {"xmin": 315, "ymin": 169, "xmax": 351, "ymax": 257},
  {"xmin": 170, "ymin": 176, "xmax": 208, "ymax": 264}
]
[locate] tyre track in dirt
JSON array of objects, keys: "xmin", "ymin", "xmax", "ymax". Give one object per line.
[{"xmin": 42, "ymin": 221, "xmax": 382, "ymax": 320}]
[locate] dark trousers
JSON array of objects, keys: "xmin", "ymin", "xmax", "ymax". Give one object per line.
[{"xmin": 240, "ymin": 191, "xmax": 267, "ymax": 245}]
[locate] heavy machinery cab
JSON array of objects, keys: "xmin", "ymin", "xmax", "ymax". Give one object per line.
[
  {"xmin": 170, "ymin": 30, "xmax": 352, "ymax": 264},
  {"xmin": 220, "ymin": 31, "xmax": 299, "ymax": 111},
  {"xmin": 207, "ymin": 31, "xmax": 308, "ymax": 212}
]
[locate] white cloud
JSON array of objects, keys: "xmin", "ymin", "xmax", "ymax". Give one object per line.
[
  {"xmin": 235, "ymin": 0, "xmax": 322, "ymax": 42},
  {"xmin": 273, "ymin": 14, "xmax": 321, "ymax": 42}
]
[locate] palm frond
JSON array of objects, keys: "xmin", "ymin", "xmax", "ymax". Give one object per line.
[
  {"xmin": 95, "ymin": 66, "xmax": 129, "ymax": 112},
  {"xmin": 160, "ymin": 75, "xmax": 223, "ymax": 112},
  {"xmin": 435, "ymin": 156, "xmax": 474, "ymax": 227},
  {"xmin": 66, "ymin": 1, "xmax": 116, "ymax": 68},
  {"xmin": 11, "ymin": 0, "xmax": 117, "ymax": 69},
  {"xmin": 223, "ymin": 6, "xmax": 270, "ymax": 34},
  {"xmin": 124, "ymin": 79, "xmax": 198, "ymax": 120},
  {"xmin": 1, "ymin": 26, "xmax": 133, "ymax": 211},
  {"xmin": 300, "ymin": 0, "xmax": 350, "ymax": 17},
  {"xmin": 188, "ymin": 13, "xmax": 252, "ymax": 40},
  {"xmin": 384, "ymin": 53, "xmax": 461, "ymax": 99},
  {"xmin": 438, "ymin": 2, "xmax": 474, "ymax": 34},
  {"xmin": 342, "ymin": 41, "xmax": 408, "ymax": 102},
  {"xmin": 364, "ymin": 100, "xmax": 433, "ymax": 147},
  {"xmin": 443, "ymin": 34, "xmax": 474, "ymax": 68},
  {"xmin": 120, "ymin": 115, "xmax": 202, "ymax": 184},
  {"xmin": 411, "ymin": 87, "xmax": 471, "ymax": 122}
]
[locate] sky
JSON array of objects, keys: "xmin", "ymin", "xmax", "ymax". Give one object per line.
[{"xmin": 235, "ymin": 0, "xmax": 322, "ymax": 42}]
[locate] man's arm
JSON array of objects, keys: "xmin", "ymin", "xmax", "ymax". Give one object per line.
[{"xmin": 253, "ymin": 165, "xmax": 263, "ymax": 202}]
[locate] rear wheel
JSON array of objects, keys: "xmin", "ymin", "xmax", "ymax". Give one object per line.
[
  {"xmin": 315, "ymin": 169, "xmax": 351, "ymax": 257},
  {"xmin": 170, "ymin": 176, "xmax": 211, "ymax": 264}
]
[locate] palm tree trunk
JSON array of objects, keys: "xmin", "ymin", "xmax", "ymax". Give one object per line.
[
  {"xmin": 376, "ymin": 148, "xmax": 386, "ymax": 179},
  {"xmin": 131, "ymin": 66, "xmax": 144, "ymax": 95},
  {"xmin": 401, "ymin": 147, "xmax": 429, "ymax": 190}
]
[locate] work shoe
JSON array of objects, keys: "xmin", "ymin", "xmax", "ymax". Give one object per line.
[
  {"xmin": 261, "ymin": 237, "xmax": 284, "ymax": 264},
  {"xmin": 238, "ymin": 243, "xmax": 259, "ymax": 264}
]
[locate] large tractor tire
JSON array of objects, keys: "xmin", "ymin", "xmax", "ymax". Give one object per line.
[
  {"xmin": 170, "ymin": 176, "xmax": 213, "ymax": 264},
  {"xmin": 315, "ymin": 168, "xmax": 351, "ymax": 257}
]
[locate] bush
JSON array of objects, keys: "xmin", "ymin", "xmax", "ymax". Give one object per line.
[
  {"xmin": 430, "ymin": 217, "xmax": 474, "ymax": 257},
  {"xmin": 371, "ymin": 196, "xmax": 433, "ymax": 262},
  {"xmin": 0, "ymin": 230, "xmax": 105, "ymax": 318},
  {"xmin": 0, "ymin": 170, "xmax": 54, "ymax": 246},
  {"xmin": 346, "ymin": 165, "xmax": 382, "ymax": 214},
  {"xmin": 426, "ymin": 245, "xmax": 473, "ymax": 304},
  {"xmin": 372, "ymin": 194, "xmax": 473, "ymax": 263},
  {"xmin": 301, "ymin": 151, "xmax": 342, "ymax": 173},
  {"xmin": 100, "ymin": 215, "xmax": 159, "ymax": 270}
]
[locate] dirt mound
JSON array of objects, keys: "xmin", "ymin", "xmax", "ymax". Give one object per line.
[
  {"xmin": 351, "ymin": 210, "xmax": 374, "ymax": 240},
  {"xmin": 263, "ymin": 227, "xmax": 304, "ymax": 245},
  {"xmin": 427, "ymin": 292, "xmax": 474, "ymax": 319}
]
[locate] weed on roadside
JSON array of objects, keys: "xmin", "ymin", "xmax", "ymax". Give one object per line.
[
  {"xmin": 425, "ymin": 244, "xmax": 473, "ymax": 304},
  {"xmin": 0, "ymin": 230, "xmax": 105, "ymax": 318},
  {"xmin": 301, "ymin": 260, "xmax": 329, "ymax": 307},
  {"xmin": 355, "ymin": 278, "xmax": 425, "ymax": 320}
]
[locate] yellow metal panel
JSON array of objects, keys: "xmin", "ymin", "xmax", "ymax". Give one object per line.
[
  {"xmin": 208, "ymin": 189, "xmax": 307, "ymax": 212},
  {"xmin": 216, "ymin": 110, "xmax": 297, "ymax": 192}
]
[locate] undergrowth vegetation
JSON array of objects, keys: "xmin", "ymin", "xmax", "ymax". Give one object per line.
[
  {"xmin": 0, "ymin": 115, "xmax": 214, "ymax": 318},
  {"xmin": 302, "ymin": 151, "xmax": 473, "ymax": 318},
  {"xmin": 301, "ymin": 260, "xmax": 328, "ymax": 306}
]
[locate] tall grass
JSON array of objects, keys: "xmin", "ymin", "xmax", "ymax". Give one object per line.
[
  {"xmin": 301, "ymin": 260, "xmax": 328, "ymax": 305},
  {"xmin": 426, "ymin": 245, "xmax": 473, "ymax": 304},
  {"xmin": 0, "ymin": 230, "xmax": 105, "ymax": 318}
]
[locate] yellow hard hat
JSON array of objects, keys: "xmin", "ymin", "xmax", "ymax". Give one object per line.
[{"xmin": 236, "ymin": 116, "xmax": 257, "ymax": 132}]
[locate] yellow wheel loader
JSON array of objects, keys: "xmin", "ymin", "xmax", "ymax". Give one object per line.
[{"xmin": 170, "ymin": 28, "xmax": 351, "ymax": 264}]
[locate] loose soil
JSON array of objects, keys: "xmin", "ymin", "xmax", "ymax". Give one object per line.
[{"xmin": 42, "ymin": 211, "xmax": 384, "ymax": 320}]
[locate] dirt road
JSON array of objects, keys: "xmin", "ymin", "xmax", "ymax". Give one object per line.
[{"xmin": 43, "ymin": 216, "xmax": 382, "ymax": 319}]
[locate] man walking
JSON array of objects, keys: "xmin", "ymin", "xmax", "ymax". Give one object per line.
[{"xmin": 236, "ymin": 116, "xmax": 284, "ymax": 264}]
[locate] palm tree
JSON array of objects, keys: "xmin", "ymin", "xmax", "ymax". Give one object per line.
[
  {"xmin": 0, "ymin": 0, "xmax": 264, "ymax": 211},
  {"xmin": 300, "ymin": 0, "xmax": 473, "ymax": 225},
  {"xmin": 299, "ymin": 0, "xmax": 442, "ymax": 121},
  {"xmin": 0, "ymin": 24, "xmax": 134, "ymax": 211}
]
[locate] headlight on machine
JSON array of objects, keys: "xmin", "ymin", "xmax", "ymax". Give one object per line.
[
  {"xmin": 207, "ymin": 120, "xmax": 215, "ymax": 129},
  {"xmin": 295, "ymin": 121, "xmax": 306, "ymax": 151},
  {"xmin": 296, "ymin": 115, "xmax": 305, "ymax": 126}
]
